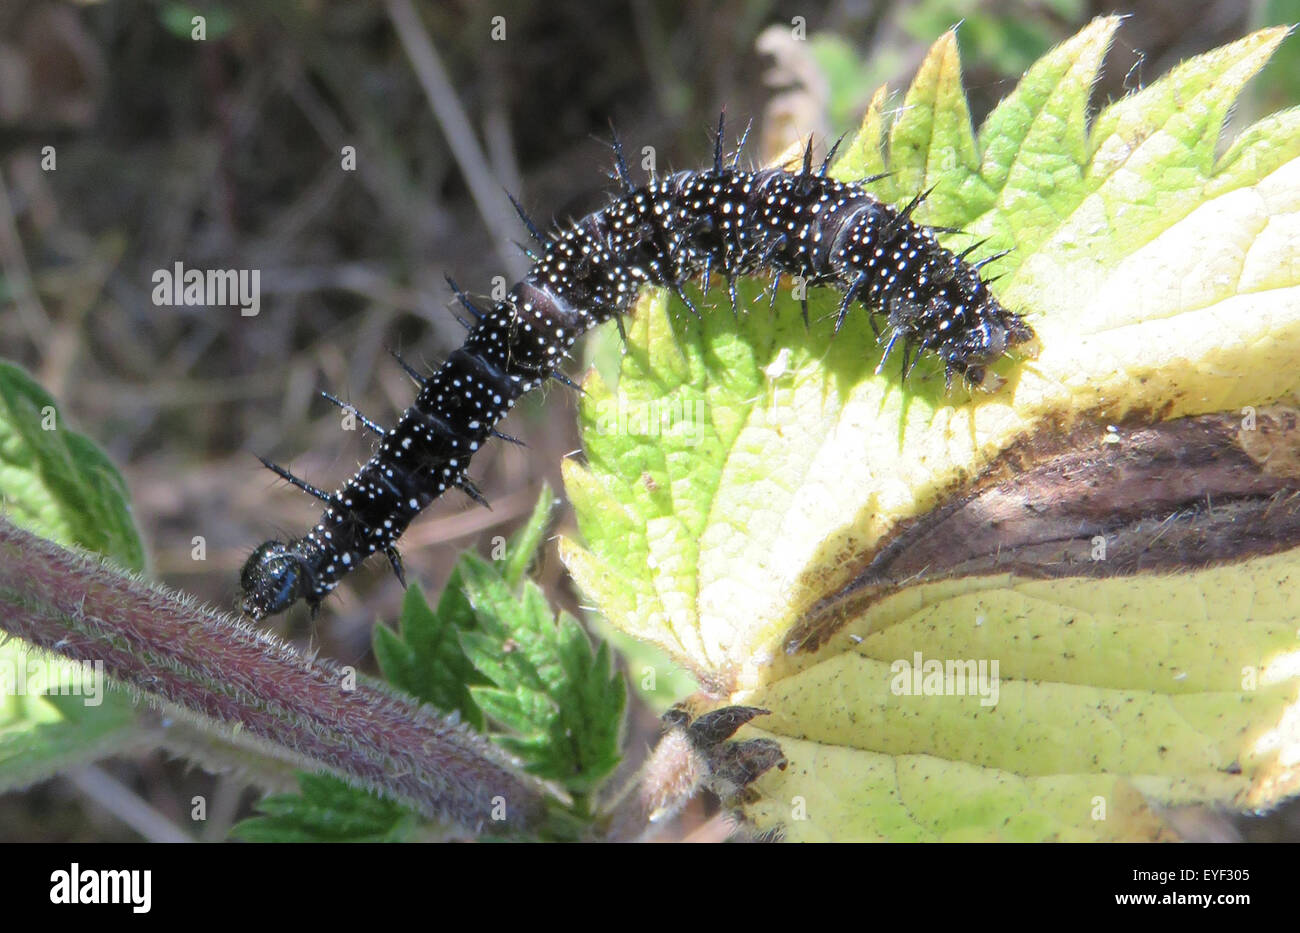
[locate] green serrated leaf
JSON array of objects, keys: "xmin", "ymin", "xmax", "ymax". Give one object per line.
[
  {"xmin": 472, "ymin": 685, "xmax": 550, "ymax": 736},
  {"xmin": 372, "ymin": 581, "xmax": 485, "ymax": 730},
  {"xmin": 0, "ymin": 362, "xmax": 145, "ymax": 572},
  {"xmin": 884, "ymin": 30, "xmax": 982, "ymax": 223},
  {"xmin": 458, "ymin": 560, "xmax": 624, "ymax": 796},
  {"xmin": 972, "ymin": 16, "xmax": 1118, "ymax": 262},
  {"xmin": 230, "ymin": 773, "xmax": 415, "ymax": 842}
]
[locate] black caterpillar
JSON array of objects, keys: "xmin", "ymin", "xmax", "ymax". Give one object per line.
[{"xmin": 240, "ymin": 116, "xmax": 1036, "ymax": 620}]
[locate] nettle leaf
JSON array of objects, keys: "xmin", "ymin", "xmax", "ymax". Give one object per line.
[
  {"xmin": 371, "ymin": 485, "xmax": 560, "ymax": 729},
  {"xmin": 0, "ymin": 362, "xmax": 144, "ymax": 571},
  {"xmin": 561, "ymin": 18, "xmax": 1300, "ymax": 840},
  {"xmin": 368, "ymin": 484, "xmax": 621, "ymax": 825},
  {"xmin": 231, "ymin": 487, "xmax": 569, "ymax": 840},
  {"xmin": 458, "ymin": 557, "xmax": 625, "ymax": 798},
  {"xmin": 0, "ymin": 362, "xmax": 143, "ymax": 792},
  {"xmin": 231, "ymin": 773, "xmax": 415, "ymax": 842},
  {"xmin": 373, "ymin": 579, "xmax": 486, "ymax": 730}
]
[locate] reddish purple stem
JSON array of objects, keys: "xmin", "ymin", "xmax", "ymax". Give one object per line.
[{"xmin": 0, "ymin": 516, "xmax": 551, "ymax": 833}]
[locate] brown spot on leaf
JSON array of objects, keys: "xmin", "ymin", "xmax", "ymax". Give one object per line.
[{"xmin": 786, "ymin": 407, "xmax": 1300, "ymax": 654}]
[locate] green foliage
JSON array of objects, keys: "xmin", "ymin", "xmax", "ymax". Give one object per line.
[
  {"xmin": 458, "ymin": 557, "xmax": 625, "ymax": 799},
  {"xmin": 377, "ymin": 484, "xmax": 623, "ymax": 799},
  {"xmin": 230, "ymin": 774, "xmax": 416, "ymax": 842},
  {"xmin": 242, "ymin": 486, "xmax": 625, "ymax": 838},
  {"xmin": 380, "ymin": 486, "xmax": 623, "ymax": 799},
  {"xmin": 373, "ymin": 580, "xmax": 486, "ymax": 730},
  {"xmin": 0, "ymin": 362, "xmax": 144, "ymax": 572},
  {"xmin": 371, "ymin": 482, "xmax": 569, "ymax": 733},
  {"xmin": 0, "ymin": 686, "xmax": 140, "ymax": 792},
  {"xmin": 590, "ymin": 615, "xmax": 700, "ymax": 714},
  {"xmin": 0, "ymin": 362, "xmax": 143, "ymax": 792}
]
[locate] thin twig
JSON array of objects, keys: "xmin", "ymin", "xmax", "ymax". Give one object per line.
[
  {"xmin": 0, "ymin": 166, "xmax": 49, "ymax": 347},
  {"xmin": 66, "ymin": 765, "xmax": 195, "ymax": 843},
  {"xmin": 384, "ymin": 0, "xmax": 531, "ymax": 280}
]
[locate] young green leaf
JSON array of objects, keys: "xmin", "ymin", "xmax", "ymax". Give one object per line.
[
  {"xmin": 373, "ymin": 580, "xmax": 486, "ymax": 730},
  {"xmin": 231, "ymin": 773, "xmax": 416, "ymax": 842},
  {"xmin": 457, "ymin": 558, "xmax": 624, "ymax": 798},
  {"xmin": 371, "ymin": 487, "xmax": 562, "ymax": 728}
]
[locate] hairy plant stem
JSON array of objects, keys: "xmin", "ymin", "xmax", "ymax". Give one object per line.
[{"xmin": 0, "ymin": 515, "xmax": 552, "ymax": 833}]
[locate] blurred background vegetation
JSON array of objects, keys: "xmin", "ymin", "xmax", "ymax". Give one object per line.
[{"xmin": 2, "ymin": 0, "xmax": 1298, "ymax": 841}]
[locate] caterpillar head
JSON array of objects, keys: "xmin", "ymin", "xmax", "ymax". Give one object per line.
[
  {"xmin": 937, "ymin": 299, "xmax": 1037, "ymax": 391},
  {"xmin": 240, "ymin": 540, "xmax": 314, "ymax": 620}
]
